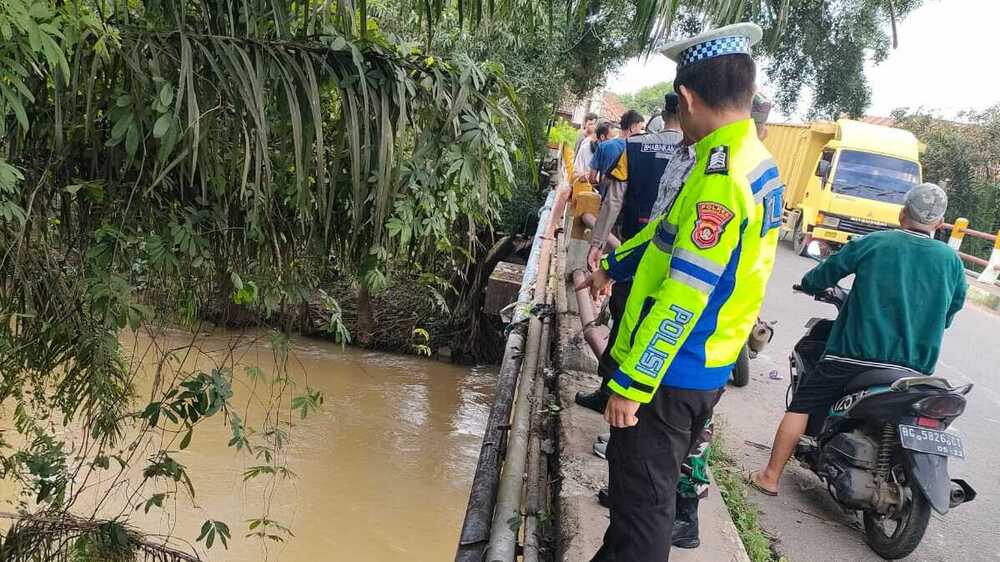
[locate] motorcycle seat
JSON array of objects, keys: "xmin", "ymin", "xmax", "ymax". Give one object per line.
[{"xmin": 843, "ymin": 368, "xmax": 908, "ymax": 393}]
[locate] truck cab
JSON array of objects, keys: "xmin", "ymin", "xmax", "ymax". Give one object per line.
[{"xmin": 765, "ymin": 119, "xmax": 923, "ymax": 254}]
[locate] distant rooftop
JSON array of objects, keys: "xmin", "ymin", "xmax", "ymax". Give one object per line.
[
  {"xmin": 601, "ymin": 92, "xmax": 624, "ymax": 125},
  {"xmin": 558, "ymin": 90, "xmax": 628, "ymax": 127}
]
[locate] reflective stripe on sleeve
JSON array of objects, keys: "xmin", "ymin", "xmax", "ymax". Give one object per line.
[
  {"xmin": 747, "ymin": 158, "xmax": 782, "ymax": 202},
  {"xmin": 669, "ymin": 248, "xmax": 725, "ymax": 294},
  {"xmin": 754, "ymin": 176, "xmax": 784, "ymax": 204},
  {"xmin": 746, "ymin": 158, "xmax": 777, "ymax": 188}
]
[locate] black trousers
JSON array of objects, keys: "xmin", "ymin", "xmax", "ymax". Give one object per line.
[
  {"xmin": 597, "ymin": 280, "xmax": 631, "ymax": 388},
  {"xmin": 787, "ymin": 359, "xmax": 870, "ymax": 414},
  {"xmin": 590, "ymin": 385, "xmax": 723, "ymax": 562}
]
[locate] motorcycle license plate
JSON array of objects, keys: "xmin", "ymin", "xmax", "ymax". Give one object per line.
[{"xmin": 898, "ymin": 424, "xmax": 966, "ymax": 459}]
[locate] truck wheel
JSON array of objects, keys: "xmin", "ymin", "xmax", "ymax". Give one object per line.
[
  {"xmin": 862, "ymin": 484, "xmax": 931, "ymax": 560},
  {"xmin": 792, "ymin": 215, "xmax": 811, "ymax": 256},
  {"xmin": 730, "ymin": 345, "xmax": 751, "ymax": 387}
]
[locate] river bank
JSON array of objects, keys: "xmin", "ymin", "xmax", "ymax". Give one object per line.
[{"xmin": 3, "ymin": 329, "xmax": 495, "ymax": 562}]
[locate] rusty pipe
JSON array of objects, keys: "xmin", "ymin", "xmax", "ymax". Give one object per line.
[
  {"xmin": 456, "ymin": 323, "xmax": 527, "ymax": 560},
  {"xmin": 571, "ymin": 269, "xmax": 609, "ymax": 357},
  {"xmin": 548, "ymin": 185, "xmax": 570, "ymax": 240},
  {"xmin": 485, "ymin": 239, "xmax": 549, "ymax": 562},
  {"xmin": 457, "ymin": 190, "xmax": 558, "ymax": 562},
  {"xmin": 579, "ymin": 213, "xmax": 621, "ymax": 250},
  {"xmin": 486, "ymin": 197, "xmax": 561, "ymax": 562},
  {"xmin": 523, "ymin": 251, "xmax": 557, "ymax": 562}
]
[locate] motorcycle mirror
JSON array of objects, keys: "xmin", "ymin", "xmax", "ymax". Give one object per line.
[{"xmin": 806, "ymin": 240, "xmax": 823, "ymax": 261}]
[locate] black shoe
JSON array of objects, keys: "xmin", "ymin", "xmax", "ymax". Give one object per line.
[
  {"xmin": 671, "ymin": 496, "xmax": 701, "ymax": 549},
  {"xmin": 597, "ymin": 486, "xmax": 610, "ymax": 508},
  {"xmin": 592, "ymin": 440, "xmax": 607, "ymax": 460},
  {"xmin": 575, "ymin": 389, "xmax": 608, "ymax": 414}
]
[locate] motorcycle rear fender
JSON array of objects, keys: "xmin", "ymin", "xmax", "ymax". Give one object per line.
[
  {"xmin": 843, "ymin": 388, "xmax": 924, "ymax": 422},
  {"xmin": 903, "ymin": 449, "xmax": 951, "ymax": 515}
]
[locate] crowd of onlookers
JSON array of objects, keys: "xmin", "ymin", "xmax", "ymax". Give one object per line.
[{"xmin": 571, "ymin": 109, "xmax": 650, "ymax": 198}]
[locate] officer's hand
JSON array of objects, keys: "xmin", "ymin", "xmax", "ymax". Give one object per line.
[
  {"xmin": 605, "ymin": 393, "xmax": 640, "ymax": 428},
  {"xmin": 587, "ymin": 246, "xmax": 602, "ymax": 272},
  {"xmin": 588, "ymin": 268, "xmax": 612, "ymax": 300}
]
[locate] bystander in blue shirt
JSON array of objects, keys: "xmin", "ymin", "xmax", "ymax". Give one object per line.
[{"xmin": 590, "ymin": 138, "xmax": 626, "ymax": 177}]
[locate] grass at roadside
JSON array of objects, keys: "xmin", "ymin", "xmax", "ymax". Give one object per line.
[{"xmin": 709, "ymin": 425, "xmax": 788, "ymax": 562}]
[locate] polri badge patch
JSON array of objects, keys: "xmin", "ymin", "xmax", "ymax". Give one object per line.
[
  {"xmin": 692, "ymin": 201, "xmax": 734, "ymax": 249},
  {"xmin": 705, "ymin": 145, "xmax": 729, "ymax": 175}
]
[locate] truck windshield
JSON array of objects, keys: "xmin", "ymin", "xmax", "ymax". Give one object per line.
[{"xmin": 831, "ymin": 150, "xmax": 920, "ymax": 204}]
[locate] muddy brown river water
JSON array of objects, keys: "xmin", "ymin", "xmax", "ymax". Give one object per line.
[{"xmin": 20, "ymin": 330, "xmax": 495, "ymax": 562}]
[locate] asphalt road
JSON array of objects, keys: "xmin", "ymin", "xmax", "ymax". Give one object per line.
[{"xmin": 715, "ymin": 241, "xmax": 1000, "ymax": 562}]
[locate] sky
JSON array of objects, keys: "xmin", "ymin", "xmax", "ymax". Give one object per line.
[{"xmin": 605, "ymin": 0, "xmax": 999, "ymax": 120}]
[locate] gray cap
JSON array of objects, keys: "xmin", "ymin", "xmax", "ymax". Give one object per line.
[
  {"xmin": 751, "ymin": 92, "xmax": 772, "ymax": 124},
  {"xmin": 646, "ymin": 115, "xmax": 665, "ymax": 133},
  {"xmin": 903, "ymin": 183, "xmax": 948, "ymax": 226}
]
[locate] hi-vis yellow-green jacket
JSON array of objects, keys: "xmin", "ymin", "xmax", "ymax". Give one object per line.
[{"xmin": 601, "ymin": 119, "xmax": 782, "ymax": 402}]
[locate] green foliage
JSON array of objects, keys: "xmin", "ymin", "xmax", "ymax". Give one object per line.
[
  {"xmin": 893, "ymin": 106, "xmax": 1000, "ymax": 260},
  {"xmin": 710, "ymin": 427, "xmax": 781, "ymax": 562},
  {"xmin": 755, "ymin": 0, "xmax": 924, "ymax": 118},
  {"xmin": 140, "ymin": 369, "xmax": 233, "ymax": 429},
  {"xmin": 618, "ymin": 81, "xmax": 673, "ymax": 118},
  {"xmin": 196, "ymin": 520, "xmax": 232, "ymax": 550},
  {"xmin": 291, "ymin": 387, "xmax": 325, "ymax": 418},
  {"xmin": 379, "ymin": 1, "xmax": 920, "ymax": 119},
  {"xmin": 418, "ymin": 0, "xmax": 639, "ymax": 172},
  {"xmin": 1, "ymin": 4, "xmax": 524, "ymax": 556},
  {"xmin": 0, "ymin": 159, "xmax": 26, "ymax": 224},
  {"xmin": 609, "ymin": 1, "xmax": 922, "ymax": 118},
  {"xmin": 548, "ymin": 119, "xmax": 579, "ymax": 148},
  {"xmin": 246, "ymin": 516, "xmax": 295, "ymax": 544},
  {"xmin": 316, "ymin": 289, "xmax": 352, "ymax": 344},
  {"xmin": 2, "ymin": 0, "xmax": 920, "ymax": 557},
  {"xmin": 72, "ymin": 521, "xmax": 141, "ymax": 562},
  {"xmin": 499, "ymin": 180, "xmax": 546, "ymax": 235},
  {"xmin": 0, "ymin": 515, "xmax": 163, "ymax": 562}
]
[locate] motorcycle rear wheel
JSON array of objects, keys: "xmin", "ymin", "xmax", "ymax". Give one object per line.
[
  {"xmin": 730, "ymin": 345, "xmax": 750, "ymax": 387},
  {"xmin": 862, "ymin": 485, "xmax": 931, "ymax": 560}
]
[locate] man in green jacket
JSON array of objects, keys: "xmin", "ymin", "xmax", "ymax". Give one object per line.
[{"xmin": 750, "ymin": 182, "xmax": 967, "ymax": 495}]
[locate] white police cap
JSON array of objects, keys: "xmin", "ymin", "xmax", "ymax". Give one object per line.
[{"xmin": 660, "ymin": 23, "xmax": 763, "ymax": 71}]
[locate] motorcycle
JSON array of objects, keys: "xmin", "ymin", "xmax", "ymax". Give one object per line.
[
  {"xmin": 788, "ymin": 279, "xmax": 976, "ymax": 560},
  {"xmin": 730, "ymin": 318, "xmax": 774, "ymax": 387}
]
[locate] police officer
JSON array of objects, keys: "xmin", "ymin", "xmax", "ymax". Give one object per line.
[
  {"xmin": 586, "ymin": 23, "xmax": 783, "ymax": 561},
  {"xmin": 575, "ymin": 98, "xmax": 686, "ymax": 415},
  {"xmin": 670, "ymin": 90, "xmax": 775, "ymax": 550}
]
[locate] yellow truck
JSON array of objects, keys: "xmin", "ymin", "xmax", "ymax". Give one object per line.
[{"xmin": 764, "ymin": 119, "xmax": 923, "ymax": 254}]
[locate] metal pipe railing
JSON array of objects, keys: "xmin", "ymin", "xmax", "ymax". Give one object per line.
[
  {"xmin": 579, "ymin": 212, "xmax": 621, "ymax": 250},
  {"xmin": 523, "ymin": 245, "xmax": 557, "ymax": 562},
  {"xmin": 943, "ymin": 220, "xmax": 999, "ymax": 243},
  {"xmin": 484, "ymin": 164, "xmax": 568, "ymax": 561},
  {"xmin": 941, "ymin": 219, "xmax": 1000, "ymax": 283},
  {"xmin": 485, "ymin": 226, "xmax": 555, "ymax": 562},
  {"xmin": 455, "ymin": 189, "xmax": 557, "ymax": 562},
  {"xmin": 455, "ymin": 313, "xmax": 528, "ymax": 562},
  {"xmin": 571, "ymin": 269, "xmax": 609, "ymax": 356}
]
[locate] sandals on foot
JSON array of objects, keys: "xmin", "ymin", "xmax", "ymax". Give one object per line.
[{"xmin": 747, "ymin": 470, "xmax": 779, "ymax": 497}]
